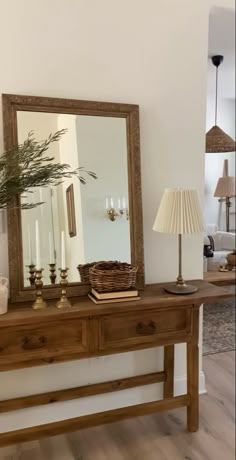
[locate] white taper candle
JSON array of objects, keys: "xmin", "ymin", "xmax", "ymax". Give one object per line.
[
  {"xmin": 49, "ymin": 232, "xmax": 54, "ymax": 264},
  {"xmin": 39, "ymin": 188, "xmax": 43, "ymax": 203},
  {"xmin": 39, "ymin": 188, "xmax": 44, "ymax": 219},
  {"xmin": 61, "ymin": 231, "xmax": 66, "ymax": 269},
  {"xmin": 28, "ymin": 225, "xmax": 33, "ymax": 264},
  {"xmin": 35, "ymin": 220, "xmax": 41, "ymax": 269}
]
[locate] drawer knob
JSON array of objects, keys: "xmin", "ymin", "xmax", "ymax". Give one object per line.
[
  {"xmin": 22, "ymin": 336, "xmax": 47, "ymax": 350},
  {"xmin": 136, "ymin": 321, "xmax": 156, "ymax": 335}
]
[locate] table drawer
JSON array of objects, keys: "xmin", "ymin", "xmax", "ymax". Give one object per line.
[
  {"xmin": 0, "ymin": 318, "xmax": 89, "ymax": 366},
  {"xmin": 99, "ymin": 307, "xmax": 192, "ymax": 351}
]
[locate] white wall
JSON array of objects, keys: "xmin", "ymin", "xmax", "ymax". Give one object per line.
[
  {"xmin": 0, "ymin": 0, "xmax": 234, "ymax": 433},
  {"xmin": 77, "ymin": 116, "xmax": 130, "ymax": 262},
  {"xmin": 205, "ymin": 92, "xmax": 235, "ymax": 230},
  {"xmin": 57, "ymin": 115, "xmax": 86, "ymax": 282}
]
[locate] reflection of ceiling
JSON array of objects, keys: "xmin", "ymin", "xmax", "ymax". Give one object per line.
[{"xmin": 208, "ymin": 7, "xmax": 235, "ymax": 99}]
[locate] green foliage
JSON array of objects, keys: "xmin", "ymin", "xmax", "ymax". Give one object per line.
[{"xmin": 0, "ymin": 129, "xmax": 97, "ymax": 209}]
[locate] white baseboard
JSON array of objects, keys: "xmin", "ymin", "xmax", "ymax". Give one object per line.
[{"xmin": 174, "ymin": 370, "xmax": 206, "ymax": 396}]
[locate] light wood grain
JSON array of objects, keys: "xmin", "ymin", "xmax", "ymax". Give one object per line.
[
  {"xmin": 3, "ymin": 280, "xmax": 233, "ymax": 323},
  {"xmin": 0, "ymin": 395, "xmax": 188, "ymax": 447},
  {"xmin": 163, "ymin": 344, "xmax": 174, "ymax": 398},
  {"xmin": 0, "ymin": 351, "xmax": 234, "ymax": 460},
  {"xmin": 0, "ymin": 372, "xmax": 166, "ymax": 414},
  {"xmin": 99, "ymin": 307, "xmax": 191, "ymax": 352},
  {"xmin": 187, "ymin": 305, "xmax": 199, "ymax": 432},
  {"xmin": 0, "ymin": 280, "xmax": 233, "ymax": 444}
]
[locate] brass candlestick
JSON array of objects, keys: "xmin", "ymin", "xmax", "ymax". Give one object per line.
[
  {"xmin": 49, "ymin": 263, "xmax": 57, "ymax": 284},
  {"xmin": 32, "ymin": 269, "xmax": 48, "ymax": 310},
  {"xmin": 26, "ymin": 264, "xmax": 36, "ymax": 286},
  {"xmin": 56, "ymin": 268, "xmax": 72, "ymax": 309}
]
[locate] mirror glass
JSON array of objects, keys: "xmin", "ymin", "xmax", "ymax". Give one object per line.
[{"xmin": 17, "ymin": 111, "xmax": 131, "ymax": 287}]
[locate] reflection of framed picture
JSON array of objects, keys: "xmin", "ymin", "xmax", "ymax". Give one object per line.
[{"xmin": 66, "ymin": 184, "xmax": 77, "ymax": 237}]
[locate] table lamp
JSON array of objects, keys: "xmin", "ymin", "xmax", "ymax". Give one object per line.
[{"xmin": 153, "ymin": 188, "xmax": 205, "ymax": 295}]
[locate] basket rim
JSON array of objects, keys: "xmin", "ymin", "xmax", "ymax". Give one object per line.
[{"xmin": 90, "ymin": 262, "xmax": 138, "ymax": 275}]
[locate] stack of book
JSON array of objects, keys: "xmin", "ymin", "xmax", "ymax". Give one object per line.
[{"xmin": 88, "ymin": 288, "xmax": 140, "ymax": 304}]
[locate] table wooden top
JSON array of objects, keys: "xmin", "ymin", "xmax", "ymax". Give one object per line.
[{"xmin": 0, "ymin": 280, "xmax": 233, "ymax": 328}]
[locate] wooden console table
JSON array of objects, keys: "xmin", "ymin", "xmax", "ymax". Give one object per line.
[{"xmin": 0, "ymin": 280, "xmax": 232, "ymax": 447}]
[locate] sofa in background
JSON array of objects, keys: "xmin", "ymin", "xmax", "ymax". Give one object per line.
[{"xmin": 204, "ymin": 225, "xmax": 236, "ymax": 272}]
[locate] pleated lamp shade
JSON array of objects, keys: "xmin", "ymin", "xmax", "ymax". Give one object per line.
[
  {"xmin": 153, "ymin": 188, "xmax": 205, "ymax": 235},
  {"xmin": 214, "ymin": 176, "xmax": 236, "ymax": 198},
  {"xmin": 206, "ymin": 126, "xmax": 236, "ymax": 153}
]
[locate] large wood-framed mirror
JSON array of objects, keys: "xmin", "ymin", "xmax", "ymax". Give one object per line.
[{"xmin": 2, "ymin": 94, "xmax": 144, "ymax": 303}]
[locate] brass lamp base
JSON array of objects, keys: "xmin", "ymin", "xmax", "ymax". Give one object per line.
[
  {"xmin": 163, "ymin": 235, "xmax": 199, "ymax": 295},
  {"xmin": 164, "ymin": 282, "xmax": 198, "ymax": 295}
]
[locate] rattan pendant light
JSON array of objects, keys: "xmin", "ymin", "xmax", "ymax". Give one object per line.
[{"xmin": 206, "ymin": 55, "xmax": 236, "ymax": 153}]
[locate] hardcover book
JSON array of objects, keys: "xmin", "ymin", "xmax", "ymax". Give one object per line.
[
  {"xmin": 91, "ymin": 288, "xmax": 139, "ymax": 300},
  {"xmin": 88, "ymin": 293, "xmax": 141, "ymax": 304}
]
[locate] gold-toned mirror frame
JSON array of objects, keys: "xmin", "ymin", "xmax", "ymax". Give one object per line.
[{"xmin": 2, "ymin": 93, "xmax": 145, "ymax": 303}]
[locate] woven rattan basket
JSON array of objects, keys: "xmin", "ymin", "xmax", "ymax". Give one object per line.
[
  {"xmin": 77, "ymin": 262, "xmax": 104, "ymax": 283},
  {"xmin": 89, "ymin": 261, "xmax": 138, "ymax": 293}
]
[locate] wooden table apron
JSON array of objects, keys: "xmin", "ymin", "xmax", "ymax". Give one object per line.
[{"xmin": 0, "ymin": 280, "xmax": 232, "ymax": 446}]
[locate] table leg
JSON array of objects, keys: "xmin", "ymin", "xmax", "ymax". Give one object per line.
[
  {"xmin": 163, "ymin": 345, "xmax": 174, "ymax": 398},
  {"xmin": 187, "ymin": 306, "xmax": 199, "ymax": 432}
]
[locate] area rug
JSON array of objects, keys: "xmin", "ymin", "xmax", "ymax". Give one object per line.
[{"xmin": 203, "ymin": 288, "xmax": 235, "ymax": 355}]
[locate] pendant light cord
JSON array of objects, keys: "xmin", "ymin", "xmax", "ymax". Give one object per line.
[{"xmin": 215, "ymin": 65, "xmax": 218, "ymax": 126}]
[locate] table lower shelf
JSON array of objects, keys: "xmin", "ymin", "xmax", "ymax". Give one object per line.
[
  {"xmin": 0, "ymin": 394, "xmax": 189, "ymax": 447},
  {"xmin": 0, "ymin": 371, "xmax": 166, "ymax": 414}
]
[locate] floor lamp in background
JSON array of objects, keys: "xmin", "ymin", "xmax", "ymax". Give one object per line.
[{"xmin": 214, "ymin": 173, "xmax": 236, "ymax": 232}]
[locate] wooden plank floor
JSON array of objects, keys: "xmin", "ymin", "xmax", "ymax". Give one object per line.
[{"xmin": 0, "ymin": 351, "xmax": 235, "ymax": 460}]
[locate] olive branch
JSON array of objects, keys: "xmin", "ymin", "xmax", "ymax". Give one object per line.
[{"xmin": 0, "ymin": 129, "xmax": 97, "ymax": 209}]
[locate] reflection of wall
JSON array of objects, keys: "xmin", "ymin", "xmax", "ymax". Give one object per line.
[
  {"xmin": 57, "ymin": 115, "xmax": 85, "ymax": 281},
  {"xmin": 77, "ymin": 116, "xmax": 130, "ymax": 262},
  {"xmin": 17, "ymin": 112, "xmax": 61, "ymax": 284},
  {"xmin": 17, "ymin": 111, "xmax": 130, "ymax": 284},
  {"xmin": 0, "ymin": 0, "xmax": 233, "ymax": 434},
  {"xmin": 205, "ymin": 69, "xmax": 235, "ymax": 230},
  {"xmin": 17, "ymin": 111, "xmax": 86, "ymax": 284}
]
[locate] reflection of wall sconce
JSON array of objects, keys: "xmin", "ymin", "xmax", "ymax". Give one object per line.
[{"xmin": 106, "ymin": 197, "xmax": 129, "ymax": 222}]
